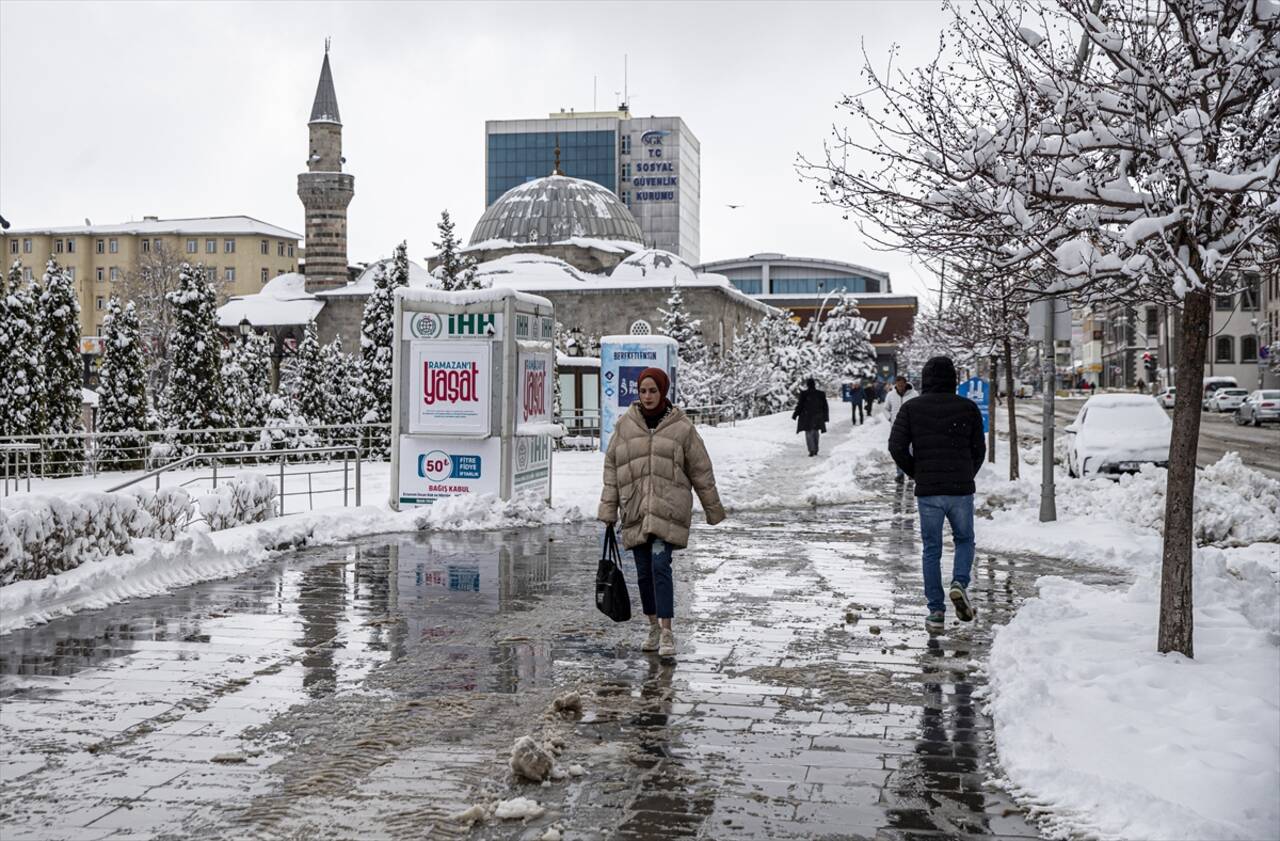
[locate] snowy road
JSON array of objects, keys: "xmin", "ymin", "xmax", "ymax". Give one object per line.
[{"xmin": 0, "ymin": 444, "xmax": 1126, "ymax": 840}]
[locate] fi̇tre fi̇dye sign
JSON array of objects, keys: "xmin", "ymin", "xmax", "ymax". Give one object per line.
[{"xmin": 407, "ymin": 341, "xmax": 492, "ymax": 435}]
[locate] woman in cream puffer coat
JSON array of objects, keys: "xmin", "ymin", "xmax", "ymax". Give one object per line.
[{"xmin": 598, "ymin": 367, "xmax": 725, "ymax": 657}]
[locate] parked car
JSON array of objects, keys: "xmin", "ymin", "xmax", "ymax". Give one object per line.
[
  {"xmin": 1207, "ymin": 388, "xmax": 1250, "ymax": 412},
  {"xmin": 1202, "ymin": 376, "xmax": 1238, "ymax": 409},
  {"xmin": 1234, "ymin": 390, "xmax": 1280, "ymax": 426},
  {"xmin": 1065, "ymin": 394, "xmax": 1172, "ymax": 478},
  {"xmin": 1156, "ymin": 387, "xmax": 1176, "ymax": 408}
]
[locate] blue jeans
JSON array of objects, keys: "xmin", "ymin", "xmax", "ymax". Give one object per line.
[
  {"xmin": 633, "ymin": 538, "xmax": 675, "ymax": 619},
  {"xmin": 917, "ymin": 495, "xmax": 975, "ymax": 613}
]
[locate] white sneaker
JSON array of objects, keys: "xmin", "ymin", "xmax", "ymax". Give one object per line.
[
  {"xmin": 642, "ymin": 624, "xmax": 661, "ymax": 652},
  {"xmin": 658, "ymin": 629, "xmax": 676, "ymax": 657}
]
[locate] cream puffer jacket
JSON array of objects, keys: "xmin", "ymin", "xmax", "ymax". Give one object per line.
[{"xmin": 597, "ymin": 404, "xmax": 726, "ymax": 550}]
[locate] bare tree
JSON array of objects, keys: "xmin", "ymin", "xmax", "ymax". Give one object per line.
[
  {"xmin": 122, "ymin": 242, "xmax": 224, "ymax": 394},
  {"xmin": 803, "ymin": 0, "xmax": 1280, "ymax": 657}
]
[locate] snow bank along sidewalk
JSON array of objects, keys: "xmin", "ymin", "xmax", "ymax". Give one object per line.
[
  {"xmin": 1, "ymin": 400, "xmax": 888, "ymax": 635},
  {"xmin": 976, "ymin": 444, "xmax": 1280, "ymax": 840}
]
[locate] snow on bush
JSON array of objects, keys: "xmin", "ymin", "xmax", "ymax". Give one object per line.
[
  {"xmin": 196, "ymin": 472, "xmax": 277, "ymax": 531},
  {"xmin": 0, "ymin": 475, "xmax": 274, "ymax": 583}
]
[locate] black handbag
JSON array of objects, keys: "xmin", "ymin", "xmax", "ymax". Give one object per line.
[{"xmin": 595, "ymin": 525, "xmax": 632, "ymax": 622}]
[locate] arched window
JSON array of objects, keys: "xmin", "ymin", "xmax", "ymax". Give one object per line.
[
  {"xmin": 1241, "ymin": 335, "xmax": 1258, "ymax": 362},
  {"xmin": 1215, "ymin": 336, "xmax": 1234, "ymax": 363},
  {"xmin": 629, "ymin": 320, "xmax": 652, "ymax": 336}
]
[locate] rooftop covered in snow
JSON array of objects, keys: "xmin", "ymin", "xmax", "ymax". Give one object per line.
[
  {"xmin": 216, "ymin": 273, "xmax": 323, "ymax": 328},
  {"xmin": 5, "ymin": 215, "xmax": 302, "ymax": 240},
  {"xmin": 469, "ymin": 175, "xmax": 644, "ymax": 248}
]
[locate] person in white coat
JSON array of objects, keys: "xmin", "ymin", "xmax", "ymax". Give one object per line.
[{"xmin": 885, "ymin": 375, "xmax": 916, "ymax": 482}]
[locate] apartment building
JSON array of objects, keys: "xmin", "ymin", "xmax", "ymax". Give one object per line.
[{"xmin": 1, "ymin": 215, "xmax": 302, "ymax": 339}]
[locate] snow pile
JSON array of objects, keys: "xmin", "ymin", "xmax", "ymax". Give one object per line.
[
  {"xmin": 988, "ymin": 547, "xmax": 1279, "ymax": 841},
  {"xmin": 196, "ymin": 473, "xmax": 277, "ymax": 531}
]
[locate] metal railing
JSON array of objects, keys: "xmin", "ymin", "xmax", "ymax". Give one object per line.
[
  {"xmin": 684, "ymin": 403, "xmax": 738, "ymax": 427},
  {"xmin": 105, "ymin": 446, "xmax": 363, "ymax": 517},
  {"xmin": 0, "ymin": 423, "xmax": 390, "ymax": 489},
  {"xmin": 557, "ymin": 409, "xmax": 601, "ymax": 448}
]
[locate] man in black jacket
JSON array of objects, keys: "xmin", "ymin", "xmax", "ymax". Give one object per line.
[
  {"xmin": 792, "ymin": 378, "xmax": 830, "ymax": 456},
  {"xmin": 888, "ymin": 356, "xmax": 986, "ymax": 633}
]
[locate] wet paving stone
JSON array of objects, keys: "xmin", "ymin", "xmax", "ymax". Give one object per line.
[{"xmin": 0, "ymin": 478, "xmax": 1126, "ymax": 839}]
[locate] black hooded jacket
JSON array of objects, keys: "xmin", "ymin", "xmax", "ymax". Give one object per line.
[
  {"xmin": 888, "ymin": 357, "xmax": 986, "ymax": 496},
  {"xmin": 793, "ymin": 383, "xmax": 829, "ymax": 433}
]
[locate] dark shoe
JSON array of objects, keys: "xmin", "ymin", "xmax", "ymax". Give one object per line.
[
  {"xmin": 949, "ymin": 582, "xmax": 975, "ymax": 622},
  {"xmin": 925, "ymin": 611, "xmax": 945, "ymax": 633},
  {"xmin": 894, "ymin": 473, "xmax": 904, "ymax": 484}
]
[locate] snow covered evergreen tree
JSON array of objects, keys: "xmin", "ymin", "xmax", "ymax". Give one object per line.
[
  {"xmin": 97, "ymin": 299, "xmax": 151, "ymax": 469},
  {"xmin": 39, "ymin": 259, "xmax": 85, "ymax": 473},
  {"xmin": 320, "ymin": 334, "xmax": 362, "ymax": 446},
  {"xmin": 659, "ymin": 283, "xmax": 707, "ymax": 364},
  {"xmin": 819, "ymin": 293, "xmax": 878, "ymax": 384},
  {"xmin": 0, "ymin": 262, "xmax": 44, "ymax": 438},
  {"xmin": 219, "ymin": 333, "xmax": 273, "ymax": 446},
  {"xmin": 434, "ymin": 210, "xmax": 482, "ymax": 291},
  {"xmin": 285, "ymin": 322, "xmax": 327, "ymax": 427},
  {"xmin": 360, "ymin": 253, "xmax": 407, "ymax": 458},
  {"xmin": 162, "ymin": 263, "xmax": 225, "ymax": 449}
]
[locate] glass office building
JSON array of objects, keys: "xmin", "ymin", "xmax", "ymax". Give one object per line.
[{"xmin": 484, "ymin": 112, "xmax": 700, "ymax": 263}]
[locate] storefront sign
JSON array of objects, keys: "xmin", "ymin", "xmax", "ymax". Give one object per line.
[
  {"xmin": 957, "ymin": 377, "xmax": 990, "ymax": 434},
  {"xmin": 404, "ymin": 311, "xmax": 503, "ymax": 340},
  {"xmin": 397, "ymin": 435, "xmax": 501, "ymax": 506},
  {"xmin": 408, "ymin": 341, "xmax": 491, "ymax": 435}
]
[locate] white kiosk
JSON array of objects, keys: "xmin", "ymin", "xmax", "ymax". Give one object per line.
[
  {"xmin": 599, "ymin": 335, "xmax": 679, "ymax": 451},
  {"xmin": 390, "ymin": 288, "xmax": 558, "ymax": 509}
]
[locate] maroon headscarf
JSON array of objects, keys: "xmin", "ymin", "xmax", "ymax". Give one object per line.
[{"xmin": 636, "ymin": 367, "xmax": 671, "ymax": 418}]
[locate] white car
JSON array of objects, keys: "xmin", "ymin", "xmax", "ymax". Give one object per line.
[
  {"xmin": 1065, "ymin": 394, "xmax": 1172, "ymax": 478},
  {"xmin": 1208, "ymin": 388, "xmax": 1249, "ymax": 412},
  {"xmin": 1156, "ymin": 387, "xmax": 1176, "ymax": 408}
]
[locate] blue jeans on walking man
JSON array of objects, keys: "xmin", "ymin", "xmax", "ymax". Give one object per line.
[
  {"xmin": 917, "ymin": 495, "xmax": 975, "ymax": 613},
  {"xmin": 633, "ymin": 538, "xmax": 674, "ymax": 619}
]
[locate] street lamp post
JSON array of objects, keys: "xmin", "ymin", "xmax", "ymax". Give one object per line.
[{"xmin": 238, "ymin": 317, "xmax": 253, "ymax": 344}]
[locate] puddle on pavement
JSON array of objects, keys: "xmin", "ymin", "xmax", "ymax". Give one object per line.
[{"xmin": 0, "ymin": 527, "xmax": 564, "ymax": 701}]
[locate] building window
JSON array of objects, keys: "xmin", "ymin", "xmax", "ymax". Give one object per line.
[
  {"xmin": 141, "ymin": 239, "xmax": 150, "ymax": 254},
  {"xmin": 1241, "ymin": 277, "xmax": 1260, "ymax": 310},
  {"xmin": 260, "ymin": 239, "xmax": 269, "ymax": 255},
  {"xmin": 1215, "ymin": 336, "xmax": 1234, "ymax": 363},
  {"xmin": 1145, "ymin": 307, "xmax": 1159, "ymax": 337},
  {"xmin": 1215, "ymin": 294, "xmax": 1234, "ymax": 310},
  {"xmin": 730, "ymin": 277, "xmax": 763, "ymax": 295},
  {"xmin": 187, "ymin": 238, "xmax": 197, "ymax": 253},
  {"xmin": 66, "ymin": 239, "xmax": 75, "ymax": 253},
  {"xmin": 629, "ymin": 319, "xmax": 652, "ymax": 335},
  {"xmin": 224, "ymin": 267, "xmax": 236, "ymax": 282},
  {"xmin": 7, "ymin": 240, "xmax": 16, "ymax": 255},
  {"xmin": 23, "ymin": 267, "xmax": 32, "ymax": 281},
  {"xmin": 205, "ymin": 266, "xmax": 217, "ymax": 284},
  {"xmin": 95, "ymin": 296, "xmax": 104, "ymax": 311},
  {"xmin": 1241, "ymin": 335, "xmax": 1258, "ymax": 362},
  {"xmin": 110, "ymin": 267, "xmax": 120, "ymax": 282},
  {"xmin": 96, "ymin": 239, "xmax": 105, "ymax": 254},
  {"xmin": 622, "ymin": 191, "xmax": 631, "ymax": 205},
  {"xmin": 67, "ymin": 268, "xmax": 75, "ymax": 281},
  {"xmin": 278, "ymin": 268, "xmax": 286, "ymax": 275},
  {"xmin": 23, "ymin": 238, "xmax": 32, "ymax": 253},
  {"xmin": 109, "ymin": 238, "xmax": 118, "ymax": 253},
  {"xmin": 288, "ymin": 244, "xmax": 294, "ymax": 258},
  {"xmin": 224, "ymin": 239, "xmax": 235, "ymax": 253},
  {"xmin": 55, "ymin": 239, "xmax": 64, "ymax": 254},
  {"xmin": 96, "ymin": 267, "xmax": 104, "ymax": 283},
  {"xmin": 277, "ymin": 241, "xmax": 285, "ymax": 257},
  {"xmin": 621, "ymin": 135, "xmax": 631, "ymax": 155},
  {"xmin": 261, "ymin": 267, "xmax": 269, "ymax": 283},
  {"xmin": 621, "ymin": 163, "xmax": 631, "ymax": 180},
  {"xmin": 205, "ymin": 239, "xmax": 216, "ymax": 254}
]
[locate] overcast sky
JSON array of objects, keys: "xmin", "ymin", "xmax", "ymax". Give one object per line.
[{"xmin": 0, "ymin": 0, "xmax": 952, "ymax": 302}]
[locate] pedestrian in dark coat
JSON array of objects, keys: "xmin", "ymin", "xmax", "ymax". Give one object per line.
[
  {"xmin": 887, "ymin": 356, "xmax": 986, "ymax": 634},
  {"xmin": 792, "ymin": 378, "xmax": 830, "ymax": 457},
  {"xmin": 863, "ymin": 381, "xmax": 877, "ymax": 417},
  {"xmin": 847, "ymin": 380, "xmax": 865, "ymax": 425}
]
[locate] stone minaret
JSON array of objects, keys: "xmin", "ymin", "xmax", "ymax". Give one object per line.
[{"xmin": 298, "ymin": 43, "xmax": 354, "ymax": 291}]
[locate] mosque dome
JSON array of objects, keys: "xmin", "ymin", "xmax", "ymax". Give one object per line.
[{"xmin": 469, "ymin": 175, "xmax": 644, "ymax": 248}]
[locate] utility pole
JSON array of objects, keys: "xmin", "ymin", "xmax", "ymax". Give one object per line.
[{"xmin": 1039, "ymin": 298, "xmax": 1057, "ymax": 522}]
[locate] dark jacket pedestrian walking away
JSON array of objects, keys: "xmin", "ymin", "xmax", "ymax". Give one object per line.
[
  {"xmin": 847, "ymin": 380, "xmax": 866, "ymax": 424},
  {"xmin": 864, "ymin": 381, "xmax": 877, "ymax": 416},
  {"xmin": 887, "ymin": 356, "xmax": 985, "ymax": 634},
  {"xmin": 792, "ymin": 378, "xmax": 829, "ymax": 457},
  {"xmin": 599, "ymin": 366, "xmax": 726, "ymax": 658}
]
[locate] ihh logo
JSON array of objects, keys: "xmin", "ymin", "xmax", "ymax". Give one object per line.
[{"xmin": 409, "ymin": 313, "xmax": 443, "ymax": 339}]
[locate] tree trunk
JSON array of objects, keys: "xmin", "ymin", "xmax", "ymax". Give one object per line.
[
  {"xmin": 1159, "ymin": 290, "xmax": 1208, "ymax": 658},
  {"xmin": 1003, "ymin": 338, "xmax": 1019, "ymax": 481},
  {"xmin": 988, "ymin": 355, "xmax": 997, "ymax": 464}
]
